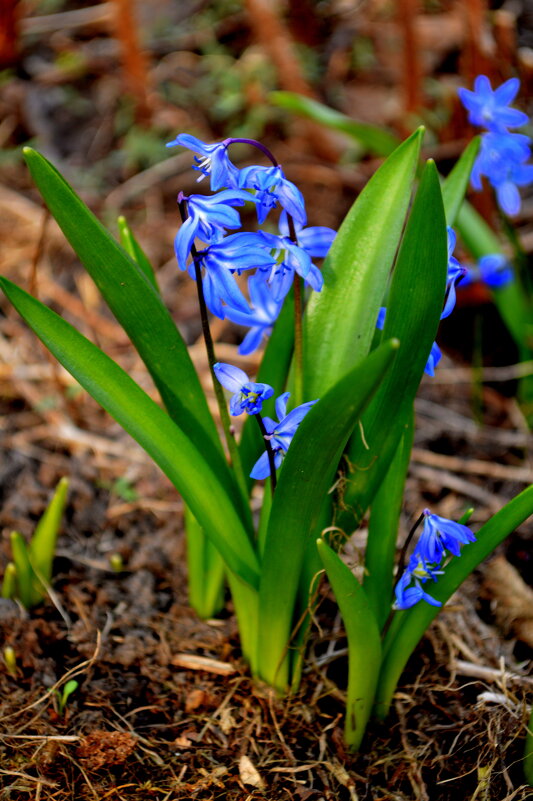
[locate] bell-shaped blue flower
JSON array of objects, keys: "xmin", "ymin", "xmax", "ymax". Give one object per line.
[
  {"xmin": 213, "ymin": 362, "xmax": 274, "ymax": 416},
  {"xmin": 250, "ymin": 392, "xmax": 318, "ymax": 479},
  {"xmin": 238, "ymin": 165, "xmax": 307, "ymax": 226},
  {"xmin": 175, "ymin": 190, "xmax": 255, "ymax": 271},
  {"xmin": 416, "ymin": 509, "xmax": 476, "ymax": 567},
  {"xmin": 224, "ymin": 273, "xmax": 283, "ymax": 354},
  {"xmin": 471, "ymin": 132, "xmax": 533, "ymax": 216},
  {"xmin": 393, "ymin": 568, "xmax": 442, "ymax": 610},
  {"xmin": 442, "ymin": 227, "xmax": 467, "ymax": 320},
  {"xmin": 196, "ymin": 232, "xmax": 276, "ymax": 319},
  {"xmin": 458, "ymin": 75, "xmax": 529, "ymax": 131},
  {"xmin": 166, "ymin": 134, "xmax": 238, "ymax": 190}
]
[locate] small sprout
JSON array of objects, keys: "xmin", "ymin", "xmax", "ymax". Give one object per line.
[
  {"xmin": 3, "ymin": 646, "xmax": 17, "ymax": 677},
  {"xmin": 1, "ymin": 562, "xmax": 17, "ymax": 599},
  {"xmin": 109, "ymin": 553, "xmax": 124, "ymax": 573},
  {"xmin": 55, "ymin": 679, "xmax": 79, "ymax": 716}
]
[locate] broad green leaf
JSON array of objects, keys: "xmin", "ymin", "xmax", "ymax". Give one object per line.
[
  {"xmin": 303, "ymin": 128, "xmax": 423, "ymax": 399},
  {"xmin": 257, "ymin": 339, "xmax": 399, "ymax": 690},
  {"xmin": 364, "ymin": 413, "xmax": 414, "ymax": 630},
  {"xmin": 117, "ymin": 215, "xmax": 159, "ymax": 292},
  {"xmin": 22, "ymin": 149, "xmax": 242, "ymax": 516},
  {"xmin": 0, "ymin": 277, "xmax": 260, "ymax": 588},
  {"xmin": 375, "ymin": 485, "xmax": 533, "ymax": 718},
  {"xmin": 317, "ymin": 539, "xmax": 382, "ymax": 751},
  {"xmin": 339, "ymin": 160, "xmax": 447, "ymax": 530},
  {"xmin": 270, "ymin": 91, "xmax": 400, "ymax": 157},
  {"xmin": 28, "ymin": 476, "xmax": 69, "ymax": 606},
  {"xmin": 441, "ymin": 136, "xmax": 480, "ymax": 225}
]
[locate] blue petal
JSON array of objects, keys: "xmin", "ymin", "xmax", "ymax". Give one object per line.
[
  {"xmin": 250, "ymin": 451, "xmax": 272, "ymax": 480},
  {"xmin": 214, "ymin": 362, "xmax": 249, "ymax": 393},
  {"xmin": 275, "ymin": 392, "xmax": 290, "ymax": 422}
]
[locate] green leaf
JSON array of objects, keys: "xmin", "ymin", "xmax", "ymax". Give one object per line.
[
  {"xmin": 441, "ymin": 136, "xmax": 480, "ymax": 225},
  {"xmin": 364, "ymin": 413, "xmax": 414, "ymax": 630},
  {"xmin": 270, "ymin": 91, "xmax": 400, "ymax": 157},
  {"xmin": 10, "ymin": 532, "xmax": 33, "ymax": 609},
  {"xmin": 117, "ymin": 215, "xmax": 159, "ymax": 292},
  {"xmin": 22, "ymin": 149, "xmax": 240, "ymax": 513},
  {"xmin": 184, "ymin": 505, "xmax": 225, "ymax": 619},
  {"xmin": 375, "ymin": 485, "xmax": 533, "ymax": 718},
  {"xmin": 1, "ymin": 563, "xmax": 17, "ymax": 600},
  {"xmin": 256, "ymin": 338, "xmax": 399, "ymax": 691},
  {"xmin": 317, "ymin": 539, "xmax": 382, "ymax": 751},
  {"xmin": 0, "ymin": 277, "xmax": 260, "ymax": 589},
  {"xmin": 339, "ymin": 160, "xmax": 448, "ymax": 530},
  {"xmin": 28, "ymin": 477, "xmax": 69, "ymax": 604},
  {"xmin": 303, "ymin": 128, "xmax": 423, "ymax": 399}
]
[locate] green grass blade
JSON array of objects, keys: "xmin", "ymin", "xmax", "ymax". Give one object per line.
[
  {"xmin": 28, "ymin": 477, "xmax": 69, "ymax": 604},
  {"xmin": 339, "ymin": 160, "xmax": 448, "ymax": 531},
  {"xmin": 303, "ymin": 128, "xmax": 423, "ymax": 399},
  {"xmin": 10, "ymin": 532, "xmax": 33, "ymax": 608},
  {"xmin": 184, "ymin": 505, "xmax": 225, "ymax": 619},
  {"xmin": 257, "ymin": 339, "xmax": 399, "ymax": 691},
  {"xmin": 22, "ymin": 149, "xmax": 240, "ymax": 512},
  {"xmin": 375, "ymin": 485, "xmax": 533, "ymax": 719},
  {"xmin": 117, "ymin": 215, "xmax": 159, "ymax": 292},
  {"xmin": 270, "ymin": 92, "xmax": 400, "ymax": 157},
  {"xmin": 317, "ymin": 539, "xmax": 382, "ymax": 751},
  {"xmin": 441, "ymin": 136, "xmax": 480, "ymax": 225},
  {"xmin": 1, "ymin": 563, "xmax": 17, "ymax": 600},
  {"xmin": 0, "ymin": 277, "xmax": 260, "ymax": 588}
]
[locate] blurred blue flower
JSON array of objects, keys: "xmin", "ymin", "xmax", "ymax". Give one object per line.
[
  {"xmin": 196, "ymin": 233, "xmax": 276, "ymax": 318},
  {"xmin": 460, "ymin": 254, "xmax": 514, "ymax": 289},
  {"xmin": 416, "ymin": 509, "xmax": 476, "ymax": 567},
  {"xmin": 213, "ymin": 362, "xmax": 274, "ymax": 415},
  {"xmin": 224, "ymin": 273, "xmax": 283, "ymax": 354},
  {"xmin": 250, "ymin": 392, "xmax": 318, "ymax": 479},
  {"xmin": 471, "ymin": 132, "xmax": 533, "ymax": 216},
  {"xmin": 458, "ymin": 75, "xmax": 529, "ymax": 131},
  {"xmin": 238, "ymin": 165, "xmax": 307, "ymax": 226},
  {"xmin": 166, "ymin": 134, "xmax": 238, "ymax": 190}
]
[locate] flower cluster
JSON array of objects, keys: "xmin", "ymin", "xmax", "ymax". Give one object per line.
[
  {"xmin": 458, "ymin": 75, "xmax": 533, "ymax": 215},
  {"xmin": 168, "ymin": 134, "xmax": 336, "ymax": 352},
  {"xmin": 377, "ymin": 227, "xmax": 466, "ymax": 377},
  {"xmin": 394, "ymin": 510, "xmax": 476, "ymax": 610},
  {"xmin": 214, "ymin": 362, "xmax": 317, "ymax": 479},
  {"xmin": 459, "ymin": 253, "xmax": 514, "ymax": 290}
]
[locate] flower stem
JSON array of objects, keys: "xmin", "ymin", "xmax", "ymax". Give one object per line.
[
  {"xmin": 287, "ymin": 214, "xmax": 304, "ymax": 406},
  {"xmin": 178, "ymin": 199, "xmax": 249, "ymax": 502},
  {"xmin": 255, "ymin": 415, "xmax": 277, "ymax": 495}
]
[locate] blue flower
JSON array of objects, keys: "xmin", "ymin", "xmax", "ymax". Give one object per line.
[
  {"xmin": 175, "ymin": 190, "xmax": 254, "ymax": 271},
  {"xmin": 238, "ymin": 165, "xmax": 307, "ymax": 226},
  {"xmin": 393, "ymin": 568, "xmax": 442, "ymax": 610},
  {"xmin": 471, "ymin": 131, "xmax": 533, "ymax": 216},
  {"xmin": 213, "ymin": 362, "xmax": 274, "ymax": 416},
  {"xmin": 250, "ymin": 392, "xmax": 318, "ymax": 479},
  {"xmin": 458, "ymin": 75, "xmax": 529, "ymax": 131},
  {"xmin": 166, "ymin": 134, "xmax": 238, "ymax": 191},
  {"xmin": 224, "ymin": 273, "xmax": 283, "ymax": 354},
  {"xmin": 196, "ymin": 232, "xmax": 276, "ymax": 319},
  {"xmin": 460, "ymin": 254, "xmax": 514, "ymax": 289},
  {"xmin": 416, "ymin": 509, "xmax": 476, "ymax": 567},
  {"xmin": 442, "ymin": 227, "xmax": 467, "ymax": 320}
]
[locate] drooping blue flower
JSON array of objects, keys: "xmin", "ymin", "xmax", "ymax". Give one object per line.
[
  {"xmin": 442, "ymin": 227, "xmax": 467, "ymax": 320},
  {"xmin": 175, "ymin": 190, "xmax": 255, "ymax": 271},
  {"xmin": 224, "ymin": 273, "xmax": 283, "ymax": 354},
  {"xmin": 195, "ymin": 232, "xmax": 276, "ymax": 318},
  {"xmin": 375, "ymin": 307, "xmax": 442, "ymax": 378},
  {"xmin": 460, "ymin": 254, "xmax": 515, "ymax": 289},
  {"xmin": 458, "ymin": 75, "xmax": 529, "ymax": 131},
  {"xmin": 250, "ymin": 392, "xmax": 318, "ymax": 479},
  {"xmin": 238, "ymin": 165, "xmax": 307, "ymax": 226},
  {"xmin": 254, "ymin": 214, "xmax": 335, "ymax": 301},
  {"xmin": 470, "ymin": 131, "xmax": 533, "ymax": 216},
  {"xmin": 416, "ymin": 509, "xmax": 476, "ymax": 567},
  {"xmin": 166, "ymin": 134, "xmax": 238, "ymax": 191},
  {"xmin": 213, "ymin": 362, "xmax": 274, "ymax": 416},
  {"xmin": 393, "ymin": 567, "xmax": 442, "ymax": 610}
]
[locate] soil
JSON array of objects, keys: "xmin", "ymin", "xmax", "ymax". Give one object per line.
[{"xmin": 1, "ymin": 2, "xmax": 532, "ymax": 799}]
